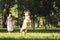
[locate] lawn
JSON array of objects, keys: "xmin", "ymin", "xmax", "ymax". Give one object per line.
[{"xmin": 0, "ymin": 28, "xmax": 60, "ymax": 40}]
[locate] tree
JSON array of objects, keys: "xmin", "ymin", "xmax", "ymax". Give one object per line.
[{"xmin": 2, "ymin": 0, "xmax": 10, "ymax": 28}]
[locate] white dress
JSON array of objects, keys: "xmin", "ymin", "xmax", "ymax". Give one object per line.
[
  {"xmin": 7, "ymin": 18, "xmax": 13, "ymax": 31},
  {"xmin": 20, "ymin": 15, "xmax": 31, "ymax": 32}
]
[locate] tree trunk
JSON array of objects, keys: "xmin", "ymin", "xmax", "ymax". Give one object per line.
[{"xmin": 2, "ymin": 0, "xmax": 10, "ymax": 28}]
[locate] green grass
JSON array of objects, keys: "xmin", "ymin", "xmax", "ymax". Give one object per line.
[{"xmin": 0, "ymin": 28, "xmax": 60, "ymax": 40}]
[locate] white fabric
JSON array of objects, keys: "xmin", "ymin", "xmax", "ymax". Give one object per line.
[
  {"xmin": 24, "ymin": 16, "xmax": 31, "ymax": 23},
  {"xmin": 7, "ymin": 21, "xmax": 13, "ymax": 31},
  {"xmin": 20, "ymin": 15, "xmax": 31, "ymax": 32}
]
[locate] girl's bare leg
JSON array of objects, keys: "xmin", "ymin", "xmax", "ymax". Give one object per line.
[{"xmin": 21, "ymin": 29, "xmax": 26, "ymax": 36}]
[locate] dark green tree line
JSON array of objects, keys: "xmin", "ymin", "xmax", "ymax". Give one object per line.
[{"xmin": 0, "ymin": 0, "xmax": 60, "ymax": 28}]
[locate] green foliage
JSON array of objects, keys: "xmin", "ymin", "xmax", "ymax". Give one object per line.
[
  {"xmin": 0, "ymin": 0, "xmax": 60, "ymax": 28},
  {"xmin": 10, "ymin": 4, "xmax": 18, "ymax": 18}
]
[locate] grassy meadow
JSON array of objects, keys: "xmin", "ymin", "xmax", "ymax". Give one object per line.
[{"xmin": 0, "ymin": 28, "xmax": 60, "ymax": 40}]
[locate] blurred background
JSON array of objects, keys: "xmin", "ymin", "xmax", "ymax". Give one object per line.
[{"xmin": 0, "ymin": 0, "xmax": 60, "ymax": 29}]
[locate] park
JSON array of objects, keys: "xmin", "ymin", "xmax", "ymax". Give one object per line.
[{"xmin": 0, "ymin": 0, "xmax": 60, "ymax": 40}]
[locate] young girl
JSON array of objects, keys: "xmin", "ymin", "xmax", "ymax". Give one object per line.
[
  {"xmin": 6, "ymin": 13, "xmax": 13, "ymax": 33},
  {"xmin": 20, "ymin": 10, "xmax": 32, "ymax": 35}
]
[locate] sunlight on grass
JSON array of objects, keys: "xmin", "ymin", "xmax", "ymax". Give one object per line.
[
  {"xmin": 0, "ymin": 32, "xmax": 60, "ymax": 39},
  {"xmin": 0, "ymin": 28, "xmax": 60, "ymax": 40}
]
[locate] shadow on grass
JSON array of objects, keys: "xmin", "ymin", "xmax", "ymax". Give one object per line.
[
  {"xmin": 0, "ymin": 28, "xmax": 20, "ymax": 33},
  {"xmin": 0, "ymin": 28, "xmax": 60, "ymax": 33},
  {"xmin": 28, "ymin": 29, "xmax": 60, "ymax": 33},
  {"xmin": 0, "ymin": 38, "xmax": 60, "ymax": 40}
]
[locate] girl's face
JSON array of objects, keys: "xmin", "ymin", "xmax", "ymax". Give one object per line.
[
  {"xmin": 25, "ymin": 11, "xmax": 29, "ymax": 15},
  {"xmin": 9, "ymin": 14, "xmax": 12, "ymax": 17},
  {"xmin": 25, "ymin": 11, "xmax": 30, "ymax": 15}
]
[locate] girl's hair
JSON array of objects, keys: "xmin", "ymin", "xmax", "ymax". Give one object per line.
[
  {"xmin": 8, "ymin": 12, "xmax": 12, "ymax": 17},
  {"xmin": 9, "ymin": 12, "xmax": 12, "ymax": 14},
  {"xmin": 24, "ymin": 10, "xmax": 30, "ymax": 13}
]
